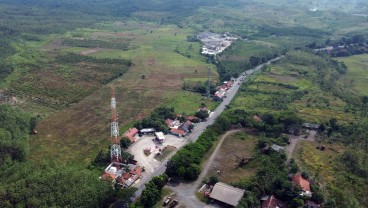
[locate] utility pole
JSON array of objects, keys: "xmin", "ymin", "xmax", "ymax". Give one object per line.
[{"xmin": 207, "ymin": 58, "xmax": 211, "ymax": 98}]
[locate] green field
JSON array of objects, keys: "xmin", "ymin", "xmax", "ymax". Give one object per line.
[
  {"xmin": 336, "ymin": 54, "xmax": 368, "ymax": 96},
  {"xmin": 29, "ymin": 22, "xmax": 217, "ymax": 164},
  {"xmin": 232, "ymin": 57, "xmax": 355, "ymax": 123}
]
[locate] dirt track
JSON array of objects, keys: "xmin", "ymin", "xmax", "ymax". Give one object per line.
[{"xmin": 167, "ymin": 130, "xmax": 240, "ymax": 208}]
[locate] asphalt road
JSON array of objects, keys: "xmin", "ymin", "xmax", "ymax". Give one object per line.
[{"xmin": 130, "ymin": 56, "xmax": 282, "ymax": 204}]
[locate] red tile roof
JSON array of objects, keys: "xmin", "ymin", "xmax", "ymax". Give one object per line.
[
  {"xmin": 170, "ymin": 128, "xmax": 185, "ymax": 135},
  {"xmin": 186, "ymin": 116, "xmax": 199, "ymax": 121},
  {"xmin": 123, "ymin": 172, "xmax": 131, "ymax": 180},
  {"xmin": 101, "ymin": 172, "xmax": 117, "ymax": 180},
  {"xmin": 292, "ymin": 173, "xmax": 311, "ymax": 192},
  {"xmin": 123, "ymin": 127, "xmax": 139, "ymax": 142},
  {"xmin": 165, "ymin": 119, "xmax": 174, "ymax": 127},
  {"xmin": 130, "ymin": 166, "xmax": 142, "ymax": 176}
]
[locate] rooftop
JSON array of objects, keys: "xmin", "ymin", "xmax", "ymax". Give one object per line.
[
  {"xmin": 209, "ymin": 182, "xmax": 245, "ymax": 207},
  {"xmin": 292, "ymin": 173, "xmax": 311, "ymax": 192}
]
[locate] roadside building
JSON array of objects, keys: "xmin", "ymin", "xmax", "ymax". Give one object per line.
[
  {"xmin": 209, "ymin": 182, "xmax": 245, "ymax": 207},
  {"xmin": 292, "ymin": 173, "xmax": 312, "ymax": 197},
  {"xmin": 186, "ymin": 115, "xmax": 200, "ymax": 123},
  {"xmin": 178, "ymin": 120, "xmax": 192, "ymax": 132},
  {"xmin": 154, "ymin": 131, "xmax": 165, "ymax": 144},
  {"xmin": 170, "ymin": 128, "xmax": 186, "ymax": 137},
  {"xmin": 214, "ymin": 89, "xmax": 226, "ymax": 101},
  {"xmin": 122, "ymin": 127, "xmax": 139, "ymax": 143}
]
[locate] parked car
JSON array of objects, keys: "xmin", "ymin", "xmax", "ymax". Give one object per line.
[
  {"xmin": 169, "ymin": 199, "xmax": 178, "ymax": 208},
  {"xmin": 163, "ymin": 197, "xmax": 172, "ymax": 206}
]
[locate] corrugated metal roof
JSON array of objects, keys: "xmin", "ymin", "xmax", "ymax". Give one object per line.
[
  {"xmin": 154, "ymin": 132, "xmax": 165, "ymax": 140},
  {"xmin": 210, "ymin": 182, "xmax": 245, "ymax": 207}
]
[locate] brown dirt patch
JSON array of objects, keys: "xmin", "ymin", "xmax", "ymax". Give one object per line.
[
  {"xmin": 80, "ymin": 48, "xmax": 102, "ymax": 55},
  {"xmin": 269, "ymin": 74, "xmax": 298, "ymax": 82},
  {"xmin": 205, "ymin": 132, "xmax": 257, "ymax": 183}
]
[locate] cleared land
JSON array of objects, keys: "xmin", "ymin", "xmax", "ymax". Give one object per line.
[
  {"xmin": 29, "ymin": 22, "xmax": 218, "ymax": 164},
  {"xmin": 336, "ymin": 54, "xmax": 368, "ymax": 96},
  {"xmin": 204, "ymin": 131, "xmax": 257, "ymax": 183}
]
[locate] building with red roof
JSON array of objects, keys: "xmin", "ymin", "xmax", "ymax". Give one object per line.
[
  {"xmin": 123, "ymin": 127, "xmax": 139, "ymax": 143},
  {"xmin": 292, "ymin": 173, "xmax": 312, "ymax": 197},
  {"xmin": 170, "ymin": 128, "xmax": 186, "ymax": 137},
  {"xmin": 165, "ymin": 119, "xmax": 174, "ymax": 127},
  {"xmin": 261, "ymin": 195, "xmax": 286, "ymax": 208}
]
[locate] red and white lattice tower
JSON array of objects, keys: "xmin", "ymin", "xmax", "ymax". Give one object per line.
[{"xmin": 110, "ymin": 85, "xmax": 122, "ymax": 162}]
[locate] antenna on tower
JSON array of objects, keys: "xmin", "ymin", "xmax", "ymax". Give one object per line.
[
  {"xmin": 110, "ymin": 85, "xmax": 122, "ymax": 162},
  {"xmin": 207, "ymin": 58, "xmax": 211, "ymax": 98}
]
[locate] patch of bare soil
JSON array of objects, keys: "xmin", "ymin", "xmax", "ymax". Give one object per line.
[
  {"xmin": 80, "ymin": 48, "xmax": 102, "ymax": 55},
  {"xmin": 269, "ymin": 74, "xmax": 298, "ymax": 82}
]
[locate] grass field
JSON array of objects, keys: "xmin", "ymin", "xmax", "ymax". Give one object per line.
[
  {"xmin": 293, "ymin": 141, "xmax": 342, "ymax": 182},
  {"xmin": 336, "ymin": 54, "xmax": 368, "ymax": 96},
  {"xmin": 231, "ymin": 57, "xmax": 355, "ymax": 123},
  {"xmin": 29, "ymin": 22, "xmax": 218, "ymax": 164},
  {"xmin": 203, "ymin": 131, "xmax": 257, "ymax": 184}
]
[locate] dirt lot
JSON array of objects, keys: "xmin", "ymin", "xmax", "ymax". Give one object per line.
[{"xmin": 129, "ymin": 134, "xmax": 187, "ymax": 175}]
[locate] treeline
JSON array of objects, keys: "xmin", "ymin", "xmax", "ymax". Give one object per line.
[
  {"xmin": 257, "ymin": 25, "xmax": 328, "ymax": 38},
  {"xmin": 0, "ymin": 39, "xmax": 16, "ymax": 82},
  {"xmin": 310, "ymin": 34, "xmax": 368, "ymax": 57},
  {"xmin": 131, "ymin": 174, "xmax": 168, "ymax": 208},
  {"xmin": 0, "ymin": 104, "xmax": 135, "ymax": 207},
  {"xmin": 63, "ymin": 39, "xmax": 133, "ymax": 51},
  {"xmin": 56, "ymin": 53, "xmax": 132, "ymax": 66},
  {"xmin": 182, "ymin": 80, "xmax": 217, "ymax": 95},
  {"xmin": 0, "ymin": 105, "xmax": 32, "ymax": 165},
  {"xmin": 0, "ymin": 162, "xmax": 121, "ymax": 208},
  {"xmin": 216, "ymin": 44, "xmax": 282, "ymax": 81},
  {"xmin": 134, "ymin": 107, "xmax": 176, "ymax": 133},
  {"xmin": 166, "ymin": 114, "xmax": 235, "ymax": 181}
]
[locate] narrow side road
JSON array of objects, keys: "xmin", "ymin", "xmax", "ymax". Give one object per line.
[{"xmin": 167, "ymin": 130, "xmax": 241, "ymax": 208}]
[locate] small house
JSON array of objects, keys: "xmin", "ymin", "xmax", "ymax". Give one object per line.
[
  {"xmin": 292, "ymin": 173, "xmax": 312, "ymax": 197},
  {"xmin": 178, "ymin": 120, "xmax": 192, "ymax": 132},
  {"xmin": 170, "ymin": 128, "xmax": 186, "ymax": 137},
  {"xmin": 122, "ymin": 127, "xmax": 139, "ymax": 143}
]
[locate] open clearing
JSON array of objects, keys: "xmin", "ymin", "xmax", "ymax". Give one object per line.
[
  {"xmin": 29, "ymin": 22, "xmax": 217, "ymax": 164},
  {"xmin": 336, "ymin": 54, "xmax": 368, "ymax": 96},
  {"xmin": 203, "ymin": 131, "xmax": 257, "ymax": 184}
]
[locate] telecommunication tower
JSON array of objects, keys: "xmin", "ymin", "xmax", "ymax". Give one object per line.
[
  {"xmin": 207, "ymin": 58, "xmax": 211, "ymax": 98},
  {"xmin": 110, "ymin": 85, "xmax": 122, "ymax": 162}
]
